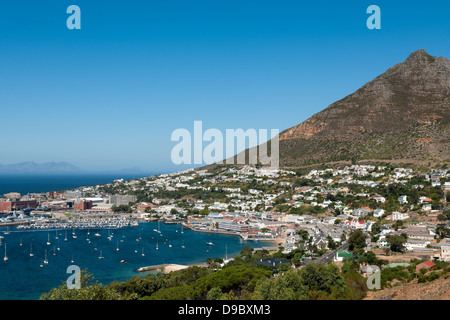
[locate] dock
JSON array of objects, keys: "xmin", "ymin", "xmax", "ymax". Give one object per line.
[{"xmin": 0, "ymin": 221, "xmax": 31, "ymax": 227}]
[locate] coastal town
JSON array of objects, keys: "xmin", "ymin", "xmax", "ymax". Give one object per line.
[{"xmin": 1, "ymin": 163, "xmax": 450, "ymax": 271}]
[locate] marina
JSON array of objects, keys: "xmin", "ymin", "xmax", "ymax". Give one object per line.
[
  {"xmin": 16, "ymin": 217, "xmax": 139, "ymax": 230},
  {"xmin": 0, "ymin": 220, "xmax": 277, "ymax": 300}
]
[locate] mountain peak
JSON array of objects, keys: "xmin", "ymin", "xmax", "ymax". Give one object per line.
[{"xmin": 405, "ymin": 49, "xmax": 436, "ymax": 64}]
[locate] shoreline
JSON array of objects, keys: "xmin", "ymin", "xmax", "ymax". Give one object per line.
[
  {"xmin": 136, "ymin": 224, "xmax": 282, "ymax": 274},
  {"xmin": 181, "ymin": 222, "xmax": 284, "ymax": 243},
  {"xmin": 135, "ymin": 243, "xmax": 281, "ymax": 274}
]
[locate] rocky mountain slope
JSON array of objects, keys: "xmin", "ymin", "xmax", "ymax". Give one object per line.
[
  {"xmin": 278, "ymin": 49, "xmax": 450, "ymax": 168},
  {"xmin": 364, "ymin": 276, "xmax": 450, "ymax": 300}
]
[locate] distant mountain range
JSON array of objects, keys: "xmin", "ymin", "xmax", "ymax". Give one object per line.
[
  {"xmin": 0, "ymin": 161, "xmax": 83, "ymax": 174},
  {"xmin": 0, "ymin": 161, "xmax": 142, "ymax": 175}
]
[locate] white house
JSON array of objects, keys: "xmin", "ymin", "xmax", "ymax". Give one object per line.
[
  {"xmin": 391, "ymin": 212, "xmax": 409, "ymax": 221},
  {"xmin": 206, "ymin": 212, "xmax": 224, "ymax": 219},
  {"xmin": 440, "ymin": 246, "xmax": 450, "ymax": 261},
  {"xmin": 418, "ymin": 196, "xmax": 432, "ymax": 204},
  {"xmin": 345, "ymin": 220, "xmax": 366, "ymax": 229},
  {"xmin": 398, "ymin": 195, "xmax": 408, "ymax": 204},
  {"xmin": 371, "ymin": 194, "xmax": 386, "ymax": 203},
  {"xmin": 377, "ymin": 235, "xmax": 389, "ymax": 247},
  {"xmin": 373, "ymin": 209, "xmax": 385, "ymax": 218},
  {"xmin": 404, "ymin": 239, "xmax": 430, "ymax": 251}
]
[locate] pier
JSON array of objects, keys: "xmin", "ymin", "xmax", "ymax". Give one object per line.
[{"xmin": 0, "ymin": 221, "xmax": 30, "ymax": 227}]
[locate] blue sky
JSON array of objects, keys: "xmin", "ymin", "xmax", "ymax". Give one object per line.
[{"xmin": 0, "ymin": 0, "xmax": 449, "ymax": 173}]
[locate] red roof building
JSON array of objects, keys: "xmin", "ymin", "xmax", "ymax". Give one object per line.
[{"xmin": 416, "ymin": 260, "xmax": 436, "ymax": 273}]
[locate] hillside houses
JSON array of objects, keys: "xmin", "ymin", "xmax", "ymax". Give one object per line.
[{"xmin": 55, "ymin": 162, "xmax": 447, "ymax": 265}]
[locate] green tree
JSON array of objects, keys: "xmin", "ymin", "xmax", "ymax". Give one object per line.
[
  {"xmin": 436, "ymin": 224, "xmax": 449, "ymax": 239},
  {"xmin": 194, "ymin": 265, "xmax": 271, "ymax": 299},
  {"xmin": 40, "ymin": 270, "xmax": 127, "ymax": 300},
  {"xmin": 252, "ymin": 269, "xmax": 308, "ymax": 300},
  {"xmin": 386, "ymin": 235, "xmax": 407, "ymax": 252},
  {"xmin": 348, "ymin": 230, "xmax": 366, "ymax": 253},
  {"xmin": 146, "ymin": 285, "xmax": 195, "ymax": 300},
  {"xmin": 112, "ymin": 204, "xmax": 132, "ymax": 213},
  {"xmin": 206, "ymin": 287, "xmax": 224, "ymax": 300}
]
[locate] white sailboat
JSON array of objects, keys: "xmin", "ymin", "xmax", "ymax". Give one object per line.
[
  {"xmin": 20, "ymin": 237, "xmax": 23, "ymax": 247},
  {"xmin": 98, "ymin": 250, "xmax": 104, "ymax": 259},
  {"xmin": 116, "ymin": 240, "xmax": 119, "ymax": 252},
  {"xmin": 3, "ymin": 243, "xmax": 8, "ymax": 262},
  {"xmin": 55, "ymin": 230, "xmax": 59, "ymax": 240},
  {"xmin": 46, "ymin": 233, "xmax": 51, "ymax": 246},
  {"xmin": 224, "ymin": 244, "xmax": 230, "ymax": 263},
  {"xmin": 141, "ymin": 247, "xmax": 145, "ymax": 256},
  {"xmin": 43, "ymin": 249, "xmax": 48, "ymax": 264},
  {"xmin": 181, "ymin": 240, "xmax": 185, "ymax": 249},
  {"xmin": 30, "ymin": 244, "xmax": 34, "ymax": 257},
  {"xmin": 64, "ymin": 230, "xmax": 68, "ymax": 242},
  {"xmin": 4, "ymin": 227, "xmax": 10, "ymax": 235},
  {"xmin": 156, "ymin": 240, "xmax": 159, "ymax": 250}
]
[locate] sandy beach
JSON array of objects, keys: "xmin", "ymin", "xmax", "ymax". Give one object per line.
[{"xmin": 137, "ymin": 263, "xmax": 207, "ymax": 273}]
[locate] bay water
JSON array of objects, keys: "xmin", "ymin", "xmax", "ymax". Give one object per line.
[{"xmin": 0, "ymin": 221, "xmax": 276, "ymax": 300}]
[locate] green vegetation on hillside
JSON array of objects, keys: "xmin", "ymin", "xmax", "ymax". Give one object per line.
[{"xmin": 40, "ymin": 246, "xmax": 368, "ymax": 300}]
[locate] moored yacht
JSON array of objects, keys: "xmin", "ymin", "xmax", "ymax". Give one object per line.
[{"xmin": 3, "ymin": 243, "xmax": 8, "ymax": 262}]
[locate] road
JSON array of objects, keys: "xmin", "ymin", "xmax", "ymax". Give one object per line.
[{"xmin": 311, "ymin": 241, "xmax": 349, "ymax": 265}]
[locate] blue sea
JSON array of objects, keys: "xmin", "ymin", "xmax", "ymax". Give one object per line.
[
  {"xmin": 0, "ymin": 174, "xmax": 152, "ymax": 196},
  {"xmin": 0, "ymin": 222, "xmax": 276, "ymax": 300}
]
